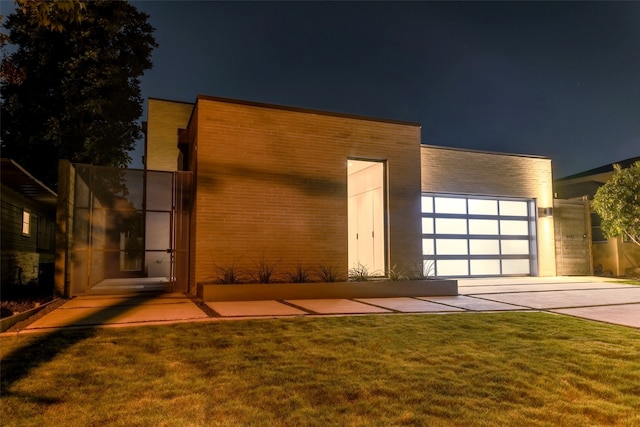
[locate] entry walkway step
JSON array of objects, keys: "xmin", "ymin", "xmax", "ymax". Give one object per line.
[
  {"xmin": 4, "ymin": 277, "xmax": 639, "ymax": 334},
  {"xmin": 23, "ymin": 294, "xmax": 207, "ymax": 331}
]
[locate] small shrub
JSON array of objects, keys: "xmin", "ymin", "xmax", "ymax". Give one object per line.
[
  {"xmin": 317, "ymin": 264, "xmax": 343, "ymax": 282},
  {"xmin": 423, "ymin": 259, "xmax": 436, "ymax": 280},
  {"xmin": 251, "ymin": 256, "xmax": 278, "ymax": 284},
  {"xmin": 388, "ymin": 264, "xmax": 409, "ymax": 281},
  {"xmin": 406, "ymin": 259, "xmax": 435, "ymax": 280},
  {"xmin": 285, "ymin": 264, "xmax": 311, "ymax": 283},
  {"xmin": 214, "ymin": 265, "xmax": 244, "ymax": 284},
  {"xmin": 348, "ymin": 263, "xmax": 370, "ymax": 282}
]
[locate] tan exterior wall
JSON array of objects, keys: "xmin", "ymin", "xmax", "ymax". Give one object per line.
[
  {"xmin": 145, "ymin": 98, "xmax": 194, "ymax": 172},
  {"xmin": 618, "ymin": 242, "xmax": 640, "ymax": 276},
  {"xmin": 593, "ymin": 239, "xmax": 640, "ymax": 277},
  {"xmin": 592, "ymin": 240, "xmax": 619, "ymax": 276},
  {"xmin": 420, "ymin": 145, "xmax": 556, "ymax": 276},
  {"xmin": 188, "ymin": 97, "xmax": 422, "ymax": 289}
]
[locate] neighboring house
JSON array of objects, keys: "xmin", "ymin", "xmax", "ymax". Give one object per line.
[
  {"xmin": 1, "ymin": 158, "xmax": 57, "ymax": 287},
  {"xmin": 554, "ymin": 157, "xmax": 640, "ymax": 277},
  {"xmin": 55, "ymin": 95, "xmax": 557, "ymax": 297}
]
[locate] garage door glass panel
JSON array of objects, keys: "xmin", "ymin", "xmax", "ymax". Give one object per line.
[
  {"xmin": 502, "ymin": 259, "xmax": 530, "ymax": 275},
  {"xmin": 436, "ymin": 218, "xmax": 467, "ymax": 234},
  {"xmin": 499, "ymin": 200, "xmax": 528, "ymax": 216},
  {"xmin": 435, "ymin": 197, "xmax": 467, "ymax": 214},
  {"xmin": 437, "ymin": 260, "xmax": 469, "ymax": 276},
  {"xmin": 469, "ymin": 219, "xmax": 499, "ymax": 235},
  {"xmin": 471, "ymin": 260, "xmax": 501, "ymax": 275},
  {"xmin": 436, "ymin": 239, "xmax": 468, "ymax": 255},
  {"xmin": 468, "ymin": 199, "xmax": 498, "ymax": 215},
  {"xmin": 421, "ymin": 196, "xmax": 433, "ymax": 213},
  {"xmin": 469, "ymin": 239, "xmax": 500, "ymax": 255},
  {"xmin": 422, "ymin": 218, "xmax": 434, "ymax": 234},
  {"xmin": 422, "ymin": 239, "xmax": 434, "ymax": 255},
  {"xmin": 501, "ymin": 240, "xmax": 530, "ymax": 255},
  {"xmin": 500, "ymin": 220, "xmax": 529, "ymax": 236}
]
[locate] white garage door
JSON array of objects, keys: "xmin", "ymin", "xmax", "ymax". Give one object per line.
[{"xmin": 421, "ymin": 194, "xmax": 536, "ymax": 277}]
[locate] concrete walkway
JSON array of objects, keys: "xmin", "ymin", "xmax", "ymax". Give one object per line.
[{"xmin": 4, "ymin": 277, "xmax": 639, "ymax": 334}]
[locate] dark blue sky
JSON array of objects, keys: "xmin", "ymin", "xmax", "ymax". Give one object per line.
[
  {"xmin": 4, "ymin": 1, "xmax": 639, "ymax": 177},
  {"xmin": 130, "ymin": 1, "xmax": 639, "ymax": 177}
]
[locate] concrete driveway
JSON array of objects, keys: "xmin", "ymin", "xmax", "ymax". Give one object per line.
[
  {"xmin": 4, "ymin": 276, "xmax": 639, "ymax": 334},
  {"xmin": 457, "ymin": 276, "xmax": 640, "ymax": 328}
]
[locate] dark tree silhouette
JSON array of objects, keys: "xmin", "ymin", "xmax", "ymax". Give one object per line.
[{"xmin": 1, "ymin": 0, "xmax": 157, "ymax": 189}]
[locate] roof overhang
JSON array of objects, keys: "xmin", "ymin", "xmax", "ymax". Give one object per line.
[{"xmin": 1, "ymin": 158, "xmax": 58, "ymax": 209}]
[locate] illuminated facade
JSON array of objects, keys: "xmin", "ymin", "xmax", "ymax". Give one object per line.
[
  {"xmin": 148, "ymin": 96, "xmax": 556, "ymax": 293},
  {"xmin": 56, "ymin": 95, "xmax": 558, "ymax": 297}
]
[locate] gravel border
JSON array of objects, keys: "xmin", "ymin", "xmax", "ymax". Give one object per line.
[
  {"xmin": 187, "ymin": 296, "xmax": 219, "ymax": 317},
  {"xmin": 2, "ymin": 299, "xmax": 68, "ymax": 333}
]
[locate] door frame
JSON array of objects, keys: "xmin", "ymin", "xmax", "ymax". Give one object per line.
[{"xmin": 347, "ymin": 158, "xmax": 388, "ymax": 276}]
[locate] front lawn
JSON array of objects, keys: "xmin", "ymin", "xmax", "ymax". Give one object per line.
[{"xmin": 2, "ymin": 312, "xmax": 639, "ymax": 426}]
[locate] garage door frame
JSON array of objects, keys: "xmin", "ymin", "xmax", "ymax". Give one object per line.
[{"xmin": 421, "ymin": 193, "xmax": 538, "ymax": 277}]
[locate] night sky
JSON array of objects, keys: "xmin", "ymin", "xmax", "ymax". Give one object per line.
[{"xmin": 5, "ymin": 1, "xmax": 640, "ymax": 177}]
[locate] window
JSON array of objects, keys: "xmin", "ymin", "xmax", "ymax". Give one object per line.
[{"xmin": 22, "ymin": 210, "xmax": 31, "ymax": 236}]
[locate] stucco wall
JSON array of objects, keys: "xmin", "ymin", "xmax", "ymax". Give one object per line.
[
  {"xmin": 189, "ymin": 97, "xmax": 422, "ymax": 288},
  {"xmin": 420, "ymin": 145, "xmax": 556, "ymax": 276},
  {"xmin": 593, "ymin": 239, "xmax": 640, "ymax": 277},
  {"xmin": 145, "ymin": 98, "xmax": 194, "ymax": 172}
]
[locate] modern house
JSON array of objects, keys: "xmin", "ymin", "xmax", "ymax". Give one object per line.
[
  {"xmin": 55, "ymin": 95, "xmax": 557, "ymax": 298},
  {"xmin": 554, "ymin": 157, "xmax": 640, "ymax": 277},
  {"xmin": 1, "ymin": 159, "xmax": 57, "ymax": 287}
]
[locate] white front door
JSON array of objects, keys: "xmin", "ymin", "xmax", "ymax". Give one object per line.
[{"xmin": 348, "ymin": 160, "xmax": 385, "ymax": 274}]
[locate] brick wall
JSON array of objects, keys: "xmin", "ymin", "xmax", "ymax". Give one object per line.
[
  {"xmin": 146, "ymin": 98, "xmax": 194, "ymax": 172},
  {"xmin": 421, "ymin": 145, "xmax": 556, "ymax": 276},
  {"xmin": 188, "ymin": 97, "xmax": 422, "ymax": 288}
]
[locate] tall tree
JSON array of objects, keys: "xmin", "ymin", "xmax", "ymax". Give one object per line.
[
  {"xmin": 592, "ymin": 161, "xmax": 640, "ymax": 247},
  {"xmin": 1, "ymin": 0, "xmax": 157, "ymax": 189}
]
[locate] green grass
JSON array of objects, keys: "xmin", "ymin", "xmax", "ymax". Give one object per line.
[
  {"xmin": 618, "ymin": 280, "xmax": 640, "ymax": 286},
  {"xmin": 2, "ymin": 312, "xmax": 639, "ymax": 426}
]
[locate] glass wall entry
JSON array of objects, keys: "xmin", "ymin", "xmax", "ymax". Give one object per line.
[
  {"xmin": 70, "ymin": 165, "xmax": 191, "ymax": 295},
  {"xmin": 348, "ymin": 160, "xmax": 386, "ymax": 275},
  {"xmin": 421, "ymin": 194, "xmax": 536, "ymax": 277}
]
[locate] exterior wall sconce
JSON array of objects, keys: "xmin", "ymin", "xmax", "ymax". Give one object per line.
[{"xmin": 538, "ymin": 207, "xmax": 553, "ymax": 218}]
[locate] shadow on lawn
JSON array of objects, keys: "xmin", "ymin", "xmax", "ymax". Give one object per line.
[{"xmin": 1, "ymin": 293, "xmax": 161, "ymax": 398}]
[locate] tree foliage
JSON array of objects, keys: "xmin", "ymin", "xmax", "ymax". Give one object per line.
[
  {"xmin": 592, "ymin": 161, "xmax": 640, "ymax": 247},
  {"xmin": 1, "ymin": 0, "xmax": 157, "ymax": 189},
  {"xmin": 14, "ymin": 0, "xmax": 87, "ymax": 32}
]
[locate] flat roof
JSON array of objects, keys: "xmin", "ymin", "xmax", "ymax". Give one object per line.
[
  {"xmin": 196, "ymin": 94, "xmax": 422, "ymax": 127},
  {"xmin": 148, "ymin": 97, "xmax": 194, "ymax": 106},
  {"xmin": 420, "ymin": 144, "xmax": 550, "ymax": 160},
  {"xmin": 147, "ymin": 96, "xmax": 554, "ymax": 160}
]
